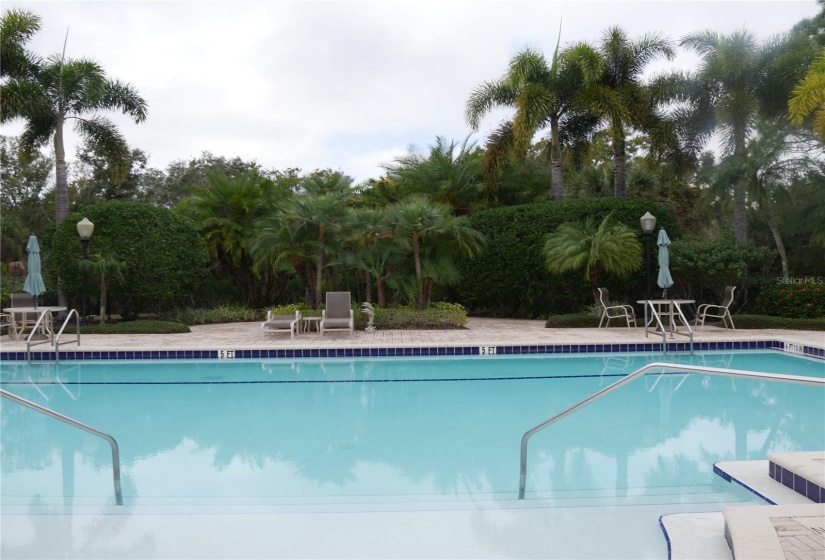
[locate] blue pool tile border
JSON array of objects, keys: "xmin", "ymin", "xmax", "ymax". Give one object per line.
[{"xmin": 1, "ymin": 340, "xmax": 822, "ymax": 362}]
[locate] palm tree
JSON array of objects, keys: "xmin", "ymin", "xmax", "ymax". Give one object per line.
[
  {"xmin": 79, "ymin": 253, "xmax": 125, "ymax": 324},
  {"xmin": 2, "ymin": 48, "xmax": 147, "ymax": 225},
  {"xmin": 278, "ymin": 193, "xmax": 352, "ymax": 308},
  {"xmin": 465, "ymin": 37, "xmax": 585, "ymax": 200},
  {"xmin": 0, "ymin": 9, "xmax": 42, "ymax": 117},
  {"xmin": 542, "ymin": 213, "xmax": 642, "ymax": 299},
  {"xmin": 382, "ymin": 137, "xmax": 487, "ymax": 214},
  {"xmin": 680, "ymin": 29, "xmax": 815, "ymax": 242},
  {"xmin": 382, "ymin": 195, "xmax": 485, "ymax": 309},
  {"xmin": 789, "ymin": 50, "xmax": 825, "ymax": 142},
  {"xmin": 565, "ymin": 27, "xmax": 676, "ymax": 197},
  {"xmin": 177, "ymin": 171, "xmax": 286, "ymax": 307}
]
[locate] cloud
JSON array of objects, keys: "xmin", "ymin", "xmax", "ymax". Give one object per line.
[{"xmin": 2, "ymin": 0, "xmax": 819, "ymax": 183}]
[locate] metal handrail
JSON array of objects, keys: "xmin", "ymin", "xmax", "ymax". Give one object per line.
[
  {"xmin": 54, "ymin": 309, "xmax": 81, "ymax": 361},
  {"xmin": 25, "ymin": 310, "xmax": 54, "ymax": 360},
  {"xmin": 643, "ymin": 301, "xmax": 694, "ymax": 354},
  {"xmin": 517, "ymin": 362, "xmax": 825, "ymax": 499},
  {"xmin": 670, "ymin": 301, "xmax": 694, "ymax": 353},
  {"xmin": 0, "ymin": 388, "xmax": 123, "ymax": 505},
  {"xmin": 643, "ymin": 303, "xmax": 668, "ymax": 352}
]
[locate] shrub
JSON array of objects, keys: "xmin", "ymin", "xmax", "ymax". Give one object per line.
[
  {"xmin": 750, "ymin": 283, "xmax": 825, "ymax": 318},
  {"xmin": 81, "ymin": 320, "xmax": 190, "ymax": 334},
  {"xmin": 732, "ymin": 314, "xmax": 825, "ymax": 330},
  {"xmin": 544, "ymin": 313, "xmax": 601, "ymax": 328},
  {"xmin": 455, "ymin": 198, "xmax": 676, "ymax": 318},
  {"xmin": 51, "ymin": 202, "xmax": 210, "ymax": 318},
  {"xmin": 670, "ymin": 238, "xmax": 774, "ymax": 304},
  {"xmin": 162, "ymin": 306, "xmax": 263, "ymax": 325},
  {"xmin": 269, "ymin": 301, "xmax": 468, "ymax": 329}
]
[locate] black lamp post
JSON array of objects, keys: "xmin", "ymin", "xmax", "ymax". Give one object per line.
[
  {"xmin": 640, "ymin": 212, "xmax": 657, "ymax": 300},
  {"xmin": 76, "ymin": 217, "xmax": 95, "ymax": 325}
]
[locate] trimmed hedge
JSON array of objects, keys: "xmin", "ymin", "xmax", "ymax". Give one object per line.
[
  {"xmin": 268, "ymin": 301, "xmax": 468, "ymax": 329},
  {"xmin": 730, "ymin": 314, "xmax": 825, "ymax": 330},
  {"xmin": 51, "ymin": 202, "xmax": 210, "ymax": 318},
  {"xmin": 81, "ymin": 320, "xmax": 190, "ymax": 334},
  {"xmin": 162, "ymin": 306, "xmax": 262, "ymax": 325},
  {"xmin": 456, "ymin": 198, "xmax": 676, "ymax": 318},
  {"xmin": 544, "ymin": 313, "xmax": 600, "ymax": 328}
]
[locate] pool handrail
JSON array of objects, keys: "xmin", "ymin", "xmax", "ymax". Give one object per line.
[
  {"xmin": 54, "ymin": 309, "xmax": 81, "ymax": 362},
  {"xmin": 518, "ymin": 362, "xmax": 825, "ymax": 499},
  {"xmin": 0, "ymin": 388, "xmax": 123, "ymax": 505}
]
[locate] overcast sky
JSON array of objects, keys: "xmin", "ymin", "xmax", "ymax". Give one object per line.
[{"xmin": 2, "ymin": 0, "xmax": 820, "ymax": 184}]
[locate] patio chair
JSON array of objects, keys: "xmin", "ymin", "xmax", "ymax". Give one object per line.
[
  {"xmin": 320, "ymin": 291, "xmax": 354, "ymax": 336},
  {"xmin": 597, "ymin": 288, "xmax": 637, "ymax": 328},
  {"xmin": 0, "ymin": 312, "xmax": 17, "ymax": 339},
  {"xmin": 261, "ymin": 309, "xmax": 302, "ymax": 339},
  {"xmin": 9, "ymin": 293, "xmax": 38, "ymax": 339},
  {"xmin": 695, "ymin": 286, "xmax": 736, "ymax": 330}
]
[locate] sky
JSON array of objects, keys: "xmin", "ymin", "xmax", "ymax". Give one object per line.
[{"xmin": 2, "ymin": 0, "xmax": 820, "ymax": 184}]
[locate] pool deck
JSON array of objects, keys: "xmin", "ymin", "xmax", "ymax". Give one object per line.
[
  {"xmin": 1, "ymin": 317, "xmax": 823, "ymax": 353},
  {"xmin": 1, "ymin": 319, "xmax": 823, "ymax": 560}
]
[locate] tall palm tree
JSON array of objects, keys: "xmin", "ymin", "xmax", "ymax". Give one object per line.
[
  {"xmin": 465, "ymin": 36, "xmax": 585, "ymax": 200},
  {"xmin": 789, "ymin": 50, "xmax": 825, "ymax": 142},
  {"xmin": 542, "ymin": 213, "xmax": 642, "ymax": 299},
  {"xmin": 3, "ymin": 50, "xmax": 147, "ymax": 225},
  {"xmin": 680, "ymin": 29, "xmax": 815, "ymax": 242},
  {"xmin": 565, "ymin": 27, "xmax": 676, "ymax": 197},
  {"xmin": 0, "ymin": 9, "xmax": 42, "ymax": 118}
]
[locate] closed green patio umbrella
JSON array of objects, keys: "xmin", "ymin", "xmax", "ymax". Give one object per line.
[
  {"xmin": 657, "ymin": 229, "xmax": 674, "ymax": 299},
  {"xmin": 23, "ymin": 235, "xmax": 46, "ymax": 307}
]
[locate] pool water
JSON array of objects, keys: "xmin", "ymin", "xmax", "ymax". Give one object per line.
[{"xmin": 2, "ymin": 350, "xmax": 823, "ymax": 557}]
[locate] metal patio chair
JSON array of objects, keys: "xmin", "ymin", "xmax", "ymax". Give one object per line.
[
  {"xmin": 597, "ymin": 288, "xmax": 637, "ymax": 328},
  {"xmin": 695, "ymin": 286, "xmax": 736, "ymax": 330}
]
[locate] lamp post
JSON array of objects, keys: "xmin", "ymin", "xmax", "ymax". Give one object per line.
[
  {"xmin": 76, "ymin": 218, "xmax": 95, "ymax": 325},
  {"xmin": 640, "ymin": 212, "xmax": 657, "ymax": 300}
]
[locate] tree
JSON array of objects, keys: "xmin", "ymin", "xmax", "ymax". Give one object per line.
[
  {"xmin": 0, "ymin": 9, "xmax": 42, "ymax": 116},
  {"xmin": 466, "ymin": 38, "xmax": 586, "ymax": 200},
  {"xmin": 542, "ymin": 212, "xmax": 642, "ymax": 299},
  {"xmin": 177, "ymin": 171, "xmax": 291, "ymax": 307},
  {"xmin": 382, "ymin": 195, "xmax": 485, "ymax": 309},
  {"xmin": 382, "ymin": 137, "xmax": 488, "ymax": 214},
  {"xmin": 1, "ymin": 26, "xmax": 147, "ymax": 226},
  {"xmin": 79, "ymin": 253, "xmax": 126, "ymax": 323},
  {"xmin": 680, "ymin": 29, "xmax": 815, "ymax": 242},
  {"xmin": 0, "ymin": 135, "xmax": 53, "ymax": 236},
  {"xmin": 565, "ymin": 26, "xmax": 676, "ymax": 197},
  {"xmin": 789, "ymin": 50, "xmax": 825, "ymax": 142}
]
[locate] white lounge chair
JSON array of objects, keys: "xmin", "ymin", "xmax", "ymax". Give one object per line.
[
  {"xmin": 320, "ymin": 292, "xmax": 354, "ymax": 336},
  {"xmin": 261, "ymin": 309, "xmax": 302, "ymax": 339}
]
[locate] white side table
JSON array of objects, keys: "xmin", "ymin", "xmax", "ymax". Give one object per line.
[{"xmin": 302, "ymin": 316, "xmax": 322, "ymax": 333}]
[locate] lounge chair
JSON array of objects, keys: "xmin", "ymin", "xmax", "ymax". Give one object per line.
[
  {"xmin": 597, "ymin": 288, "xmax": 637, "ymax": 328},
  {"xmin": 261, "ymin": 309, "xmax": 302, "ymax": 339},
  {"xmin": 320, "ymin": 292, "xmax": 354, "ymax": 336},
  {"xmin": 695, "ymin": 286, "xmax": 736, "ymax": 330}
]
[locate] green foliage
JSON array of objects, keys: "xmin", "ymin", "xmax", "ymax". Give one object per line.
[
  {"xmin": 751, "ymin": 283, "xmax": 825, "ymax": 318},
  {"xmin": 51, "ymin": 201, "xmax": 209, "ymax": 317},
  {"xmin": 81, "ymin": 320, "xmax": 190, "ymax": 334},
  {"xmin": 162, "ymin": 305, "xmax": 263, "ymax": 325},
  {"xmin": 456, "ymin": 198, "xmax": 676, "ymax": 318},
  {"xmin": 669, "ymin": 238, "xmax": 775, "ymax": 299},
  {"xmin": 269, "ymin": 301, "xmax": 468, "ymax": 329},
  {"xmin": 732, "ymin": 314, "xmax": 825, "ymax": 330},
  {"xmin": 544, "ymin": 313, "xmax": 601, "ymax": 328}
]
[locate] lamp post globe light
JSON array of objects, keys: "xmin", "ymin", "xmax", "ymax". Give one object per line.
[
  {"xmin": 640, "ymin": 212, "xmax": 657, "ymax": 300},
  {"xmin": 76, "ymin": 218, "xmax": 95, "ymax": 325}
]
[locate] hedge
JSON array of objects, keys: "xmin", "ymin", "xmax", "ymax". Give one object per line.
[
  {"xmin": 80, "ymin": 320, "xmax": 190, "ymax": 334},
  {"xmin": 750, "ymin": 283, "xmax": 825, "ymax": 318},
  {"xmin": 455, "ymin": 198, "xmax": 676, "ymax": 318},
  {"xmin": 51, "ymin": 202, "xmax": 210, "ymax": 318}
]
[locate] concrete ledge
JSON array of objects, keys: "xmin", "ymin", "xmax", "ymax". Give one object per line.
[
  {"xmin": 768, "ymin": 451, "xmax": 825, "ymax": 497},
  {"xmin": 723, "ymin": 504, "xmax": 825, "ymax": 560}
]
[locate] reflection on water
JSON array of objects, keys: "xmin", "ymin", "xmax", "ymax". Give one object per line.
[{"xmin": 1, "ymin": 352, "xmax": 823, "ymax": 506}]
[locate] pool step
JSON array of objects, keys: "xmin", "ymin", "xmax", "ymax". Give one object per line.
[{"xmin": 767, "ymin": 451, "xmax": 825, "ymax": 503}]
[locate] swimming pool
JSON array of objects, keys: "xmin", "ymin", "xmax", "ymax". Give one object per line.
[{"xmin": 2, "ymin": 350, "xmax": 823, "ymax": 558}]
